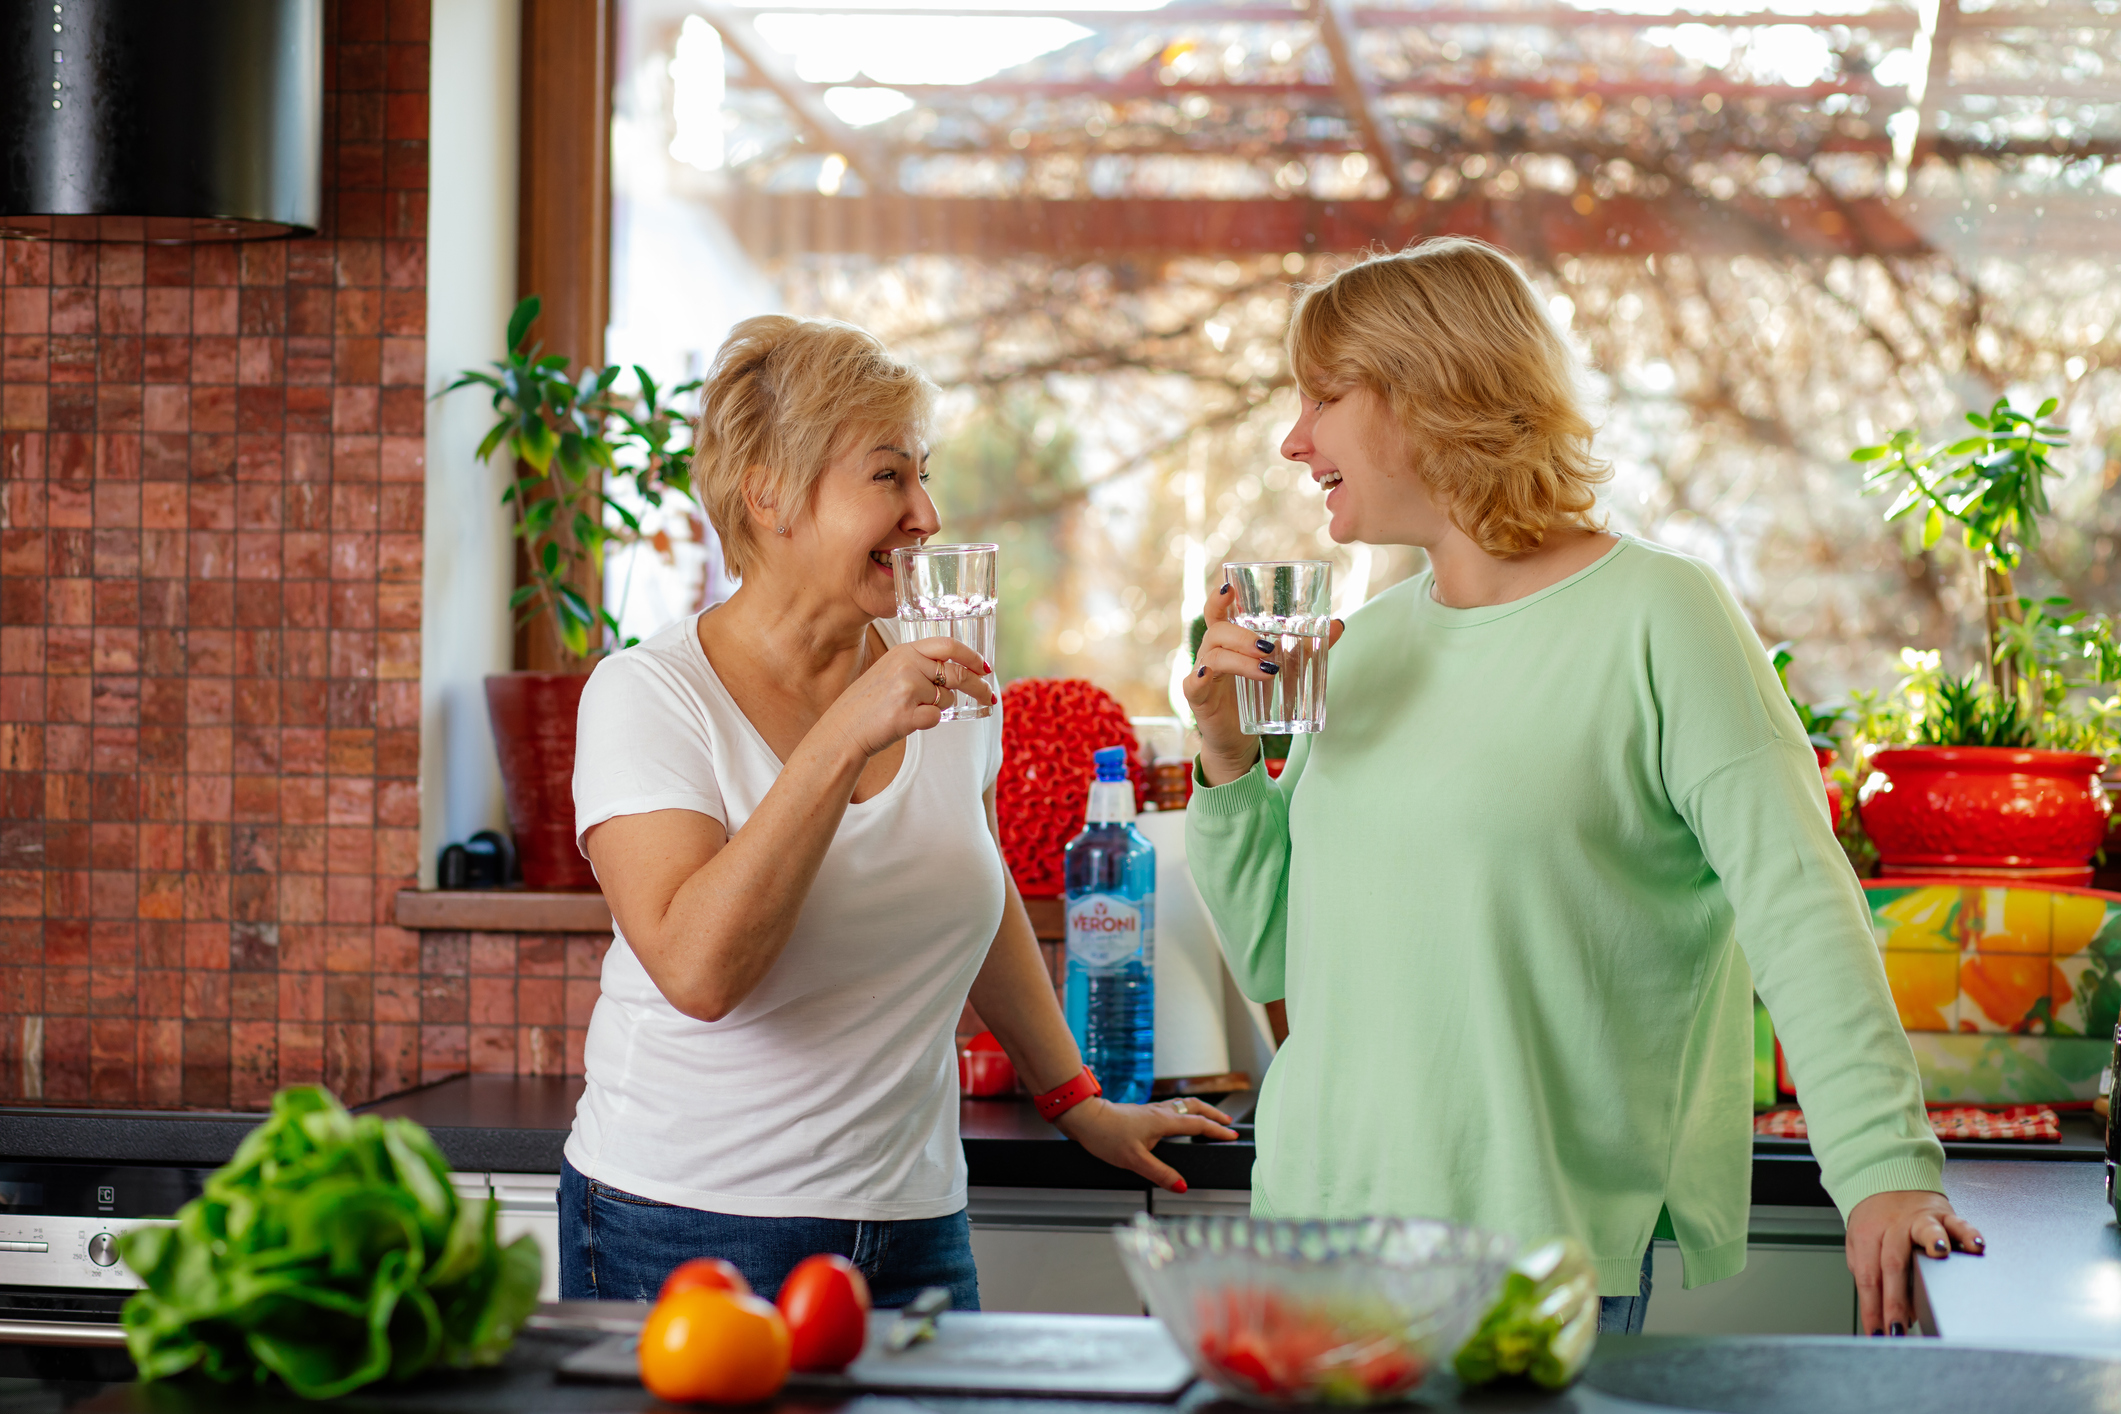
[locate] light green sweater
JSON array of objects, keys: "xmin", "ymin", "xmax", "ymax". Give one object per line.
[{"xmin": 1187, "ymin": 537, "xmax": 1942, "ymax": 1295}]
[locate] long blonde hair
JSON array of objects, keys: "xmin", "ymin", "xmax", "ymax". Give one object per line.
[
  {"xmin": 693, "ymin": 315, "xmax": 936, "ymax": 578},
  {"xmin": 1288, "ymin": 238, "xmax": 1608, "ymax": 557}
]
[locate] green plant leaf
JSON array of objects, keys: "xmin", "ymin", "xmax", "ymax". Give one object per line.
[
  {"xmin": 1850, "ymin": 445, "xmax": 1889, "ymax": 462},
  {"xmin": 541, "ymin": 541, "xmax": 560, "ymax": 576},
  {"xmin": 2036, "ymin": 396, "xmax": 2059, "ymax": 418},
  {"xmin": 506, "ymin": 296, "xmax": 541, "ymax": 355}
]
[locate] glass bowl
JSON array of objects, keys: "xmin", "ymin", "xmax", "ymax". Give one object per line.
[{"xmin": 1113, "ymin": 1214, "xmax": 1515, "ymax": 1406}]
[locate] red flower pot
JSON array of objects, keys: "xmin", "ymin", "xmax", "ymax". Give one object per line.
[
  {"xmin": 485, "ymin": 672, "xmax": 598, "ymax": 891},
  {"xmin": 1857, "ymin": 746, "xmax": 2112, "ymax": 880}
]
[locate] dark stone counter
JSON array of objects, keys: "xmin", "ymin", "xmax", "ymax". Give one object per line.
[
  {"xmin": 22, "ymin": 1330, "xmax": 2121, "ymax": 1413},
  {"xmin": 1918, "ymin": 1157, "xmax": 2120, "ymax": 1347},
  {"xmin": 1, "ymin": 1076, "xmax": 2102, "ymax": 1204}
]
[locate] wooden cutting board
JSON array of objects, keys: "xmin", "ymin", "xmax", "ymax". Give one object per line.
[{"xmin": 558, "ymin": 1310, "xmax": 1199, "ymax": 1401}]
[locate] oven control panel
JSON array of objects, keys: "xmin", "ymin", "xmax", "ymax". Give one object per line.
[
  {"xmin": 0, "ymin": 1161, "xmax": 206, "ymax": 1293},
  {"xmin": 0, "ymin": 1215, "xmax": 173, "ymax": 1291}
]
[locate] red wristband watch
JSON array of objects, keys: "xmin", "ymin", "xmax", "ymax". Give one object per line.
[{"xmin": 1034, "ymin": 1066, "xmax": 1103, "ymax": 1122}]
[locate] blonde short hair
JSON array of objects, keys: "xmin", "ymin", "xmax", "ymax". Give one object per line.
[
  {"xmin": 693, "ymin": 315, "xmax": 936, "ymax": 578},
  {"xmin": 1288, "ymin": 238, "xmax": 1608, "ymax": 558}
]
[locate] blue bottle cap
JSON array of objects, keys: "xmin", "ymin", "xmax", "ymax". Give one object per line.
[{"xmin": 1093, "ymin": 745, "xmax": 1129, "ymax": 782}]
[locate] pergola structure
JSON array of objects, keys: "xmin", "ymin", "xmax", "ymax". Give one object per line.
[{"xmin": 690, "ymin": 0, "xmax": 2121, "ymax": 263}]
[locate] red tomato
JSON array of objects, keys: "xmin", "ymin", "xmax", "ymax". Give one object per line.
[
  {"xmin": 776, "ymin": 1253, "xmax": 871, "ymax": 1372},
  {"xmin": 660, "ymin": 1256, "xmax": 751, "ymax": 1302}
]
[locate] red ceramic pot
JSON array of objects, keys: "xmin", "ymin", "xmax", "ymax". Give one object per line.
[
  {"xmin": 1857, "ymin": 746, "xmax": 2112, "ymax": 876},
  {"xmin": 957, "ymin": 1030, "xmax": 1017, "ymax": 1097},
  {"xmin": 485, "ymin": 672, "xmax": 598, "ymax": 891},
  {"xmin": 1814, "ymin": 745, "xmax": 1841, "ymax": 825}
]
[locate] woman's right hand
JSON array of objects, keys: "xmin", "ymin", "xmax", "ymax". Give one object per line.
[
  {"xmin": 821, "ymin": 637, "xmax": 995, "ymax": 762},
  {"xmin": 1183, "ymin": 581, "xmax": 1343, "ymax": 787}
]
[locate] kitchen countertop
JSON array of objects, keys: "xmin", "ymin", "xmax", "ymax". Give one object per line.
[
  {"xmin": 2, "ymin": 1076, "xmax": 2104, "ymax": 1202},
  {"xmin": 17, "ymin": 1328, "xmax": 2121, "ymax": 1413},
  {"xmin": 1917, "ymin": 1157, "xmax": 2121, "ymax": 1346}
]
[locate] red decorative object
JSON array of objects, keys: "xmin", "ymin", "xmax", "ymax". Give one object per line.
[
  {"xmin": 1858, "ymin": 747, "xmax": 2112, "ymax": 885},
  {"xmin": 485, "ymin": 673, "xmax": 599, "ymax": 890},
  {"xmin": 996, "ymin": 679, "xmax": 1142, "ymax": 897},
  {"xmin": 1755, "ymin": 1104, "xmax": 2061, "ymax": 1144},
  {"xmin": 1814, "ymin": 745, "xmax": 1841, "ymax": 826},
  {"xmin": 958, "ymin": 1030, "xmax": 1018, "ymax": 1097}
]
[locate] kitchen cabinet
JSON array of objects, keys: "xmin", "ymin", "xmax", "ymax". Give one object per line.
[{"xmin": 1643, "ymin": 1204, "xmax": 1855, "ymax": 1337}]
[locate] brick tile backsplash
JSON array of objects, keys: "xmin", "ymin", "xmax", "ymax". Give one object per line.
[{"xmin": 0, "ymin": 0, "xmax": 555, "ymax": 1112}]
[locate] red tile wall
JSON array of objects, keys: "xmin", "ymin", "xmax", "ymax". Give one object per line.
[{"xmin": 0, "ymin": 0, "xmax": 452, "ymax": 1111}]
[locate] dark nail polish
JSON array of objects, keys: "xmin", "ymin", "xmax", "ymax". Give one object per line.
[
  {"xmin": 1219, "ymin": 584, "xmax": 1231, "ymax": 595},
  {"xmin": 1889, "ymin": 1323, "xmax": 1905, "ymax": 1338},
  {"xmin": 1260, "ymin": 662, "xmax": 1280, "ymax": 675},
  {"xmin": 1195, "ymin": 666, "xmax": 1207, "ymax": 678},
  {"xmin": 1255, "ymin": 638, "xmax": 1275, "ymax": 653}
]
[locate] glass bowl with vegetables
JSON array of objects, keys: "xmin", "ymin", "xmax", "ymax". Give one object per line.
[{"xmin": 1116, "ymin": 1214, "xmax": 1532, "ymax": 1406}]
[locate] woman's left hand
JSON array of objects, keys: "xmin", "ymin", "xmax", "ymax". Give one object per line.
[
  {"xmin": 1845, "ymin": 1188, "xmax": 1985, "ymax": 1336},
  {"xmin": 1054, "ymin": 1097, "xmax": 1239, "ymax": 1192}
]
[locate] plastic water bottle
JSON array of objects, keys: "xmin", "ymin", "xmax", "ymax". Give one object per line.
[{"xmin": 1064, "ymin": 745, "xmax": 1156, "ymax": 1105}]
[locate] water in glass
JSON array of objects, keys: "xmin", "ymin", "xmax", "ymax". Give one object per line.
[
  {"xmin": 893, "ymin": 544, "xmax": 1000, "ymax": 721},
  {"xmin": 1232, "ymin": 614, "xmax": 1330, "ymax": 734},
  {"xmin": 1225, "ymin": 560, "xmax": 1333, "ymax": 735}
]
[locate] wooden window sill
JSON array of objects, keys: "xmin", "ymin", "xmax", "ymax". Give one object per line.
[{"xmin": 393, "ymin": 889, "xmax": 613, "ymax": 933}]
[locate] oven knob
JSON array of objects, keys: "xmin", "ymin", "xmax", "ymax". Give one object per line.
[{"xmin": 87, "ymin": 1233, "xmax": 117, "ymax": 1267}]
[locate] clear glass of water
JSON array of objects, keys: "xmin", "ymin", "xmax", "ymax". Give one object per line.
[
  {"xmin": 1224, "ymin": 560, "xmax": 1332, "ymax": 735},
  {"xmin": 892, "ymin": 543, "xmax": 999, "ymax": 721}
]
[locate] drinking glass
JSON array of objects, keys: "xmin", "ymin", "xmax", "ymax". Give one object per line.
[
  {"xmin": 893, "ymin": 543, "xmax": 999, "ymax": 721},
  {"xmin": 1224, "ymin": 560, "xmax": 1332, "ymax": 735}
]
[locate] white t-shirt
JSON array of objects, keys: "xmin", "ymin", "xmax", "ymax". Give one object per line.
[{"xmin": 564, "ymin": 612, "xmax": 1006, "ymax": 1220}]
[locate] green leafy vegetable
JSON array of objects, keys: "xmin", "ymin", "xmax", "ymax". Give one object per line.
[
  {"xmin": 1453, "ymin": 1236, "xmax": 1598, "ymax": 1391},
  {"xmin": 117, "ymin": 1086, "xmax": 542, "ymax": 1401}
]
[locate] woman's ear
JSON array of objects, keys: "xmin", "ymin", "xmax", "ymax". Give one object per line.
[{"xmin": 741, "ymin": 468, "xmax": 783, "ymax": 537}]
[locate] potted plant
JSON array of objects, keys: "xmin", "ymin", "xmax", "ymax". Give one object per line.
[
  {"xmin": 1851, "ymin": 399, "xmax": 2118, "ymax": 881},
  {"xmin": 444, "ymin": 297, "xmax": 700, "ymax": 889}
]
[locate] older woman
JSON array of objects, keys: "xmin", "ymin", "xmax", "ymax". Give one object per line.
[
  {"xmin": 1184, "ymin": 238, "xmax": 1981, "ymax": 1338},
  {"xmin": 560, "ymin": 315, "xmax": 1234, "ymax": 1308}
]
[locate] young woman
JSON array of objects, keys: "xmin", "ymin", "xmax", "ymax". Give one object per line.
[
  {"xmin": 561, "ymin": 315, "xmax": 1234, "ymax": 1308},
  {"xmin": 1183, "ymin": 238, "xmax": 1981, "ymax": 1337}
]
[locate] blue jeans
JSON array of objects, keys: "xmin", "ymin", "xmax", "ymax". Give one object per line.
[
  {"xmin": 1597, "ymin": 1244, "xmax": 1655, "ymax": 1335},
  {"xmin": 559, "ymin": 1159, "xmax": 981, "ymax": 1310}
]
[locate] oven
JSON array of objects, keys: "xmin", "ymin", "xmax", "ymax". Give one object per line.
[{"xmin": 0, "ymin": 1161, "xmax": 206, "ymax": 1346}]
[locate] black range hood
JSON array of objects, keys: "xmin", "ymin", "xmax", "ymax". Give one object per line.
[{"xmin": 2, "ymin": 0, "xmax": 322, "ymax": 241}]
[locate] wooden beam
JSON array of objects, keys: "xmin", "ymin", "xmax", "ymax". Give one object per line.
[
  {"xmin": 774, "ymin": 75, "xmax": 1894, "ymax": 103},
  {"xmin": 719, "ymin": 190, "xmax": 1937, "ymax": 261},
  {"xmin": 518, "ymin": 0, "xmax": 612, "ymax": 372},
  {"xmin": 695, "ymin": 0, "xmax": 893, "ymax": 193},
  {"xmin": 516, "ymin": 0, "xmax": 614, "ymax": 673},
  {"xmin": 1309, "ymin": 0, "xmax": 1410, "ymax": 196}
]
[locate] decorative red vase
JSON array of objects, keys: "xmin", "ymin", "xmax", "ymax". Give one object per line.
[
  {"xmin": 1857, "ymin": 746, "xmax": 2112, "ymax": 882},
  {"xmin": 1814, "ymin": 745, "xmax": 1841, "ymax": 825},
  {"xmin": 485, "ymin": 673, "xmax": 598, "ymax": 891}
]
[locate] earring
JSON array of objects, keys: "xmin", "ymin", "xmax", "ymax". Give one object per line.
[{"xmin": 776, "ymin": 526, "xmax": 788, "ymax": 536}]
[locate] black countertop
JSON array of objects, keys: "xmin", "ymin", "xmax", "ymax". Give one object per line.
[
  {"xmin": 1, "ymin": 1076, "xmax": 2104, "ymax": 1205},
  {"xmin": 22, "ymin": 1328, "xmax": 2121, "ymax": 1413}
]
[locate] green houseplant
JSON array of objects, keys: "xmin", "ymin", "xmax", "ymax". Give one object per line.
[
  {"xmin": 1851, "ymin": 399, "xmax": 2118, "ymax": 880},
  {"xmin": 443, "ymin": 296, "xmax": 700, "ymax": 888}
]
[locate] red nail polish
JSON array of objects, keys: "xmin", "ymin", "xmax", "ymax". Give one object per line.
[
  {"xmin": 1173, "ymin": 1179, "xmax": 1189, "ymax": 1194},
  {"xmin": 981, "ymin": 659, "xmax": 992, "ymax": 673}
]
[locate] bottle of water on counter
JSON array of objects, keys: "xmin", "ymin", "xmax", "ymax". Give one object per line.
[{"xmin": 1064, "ymin": 745, "xmax": 1156, "ymax": 1105}]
